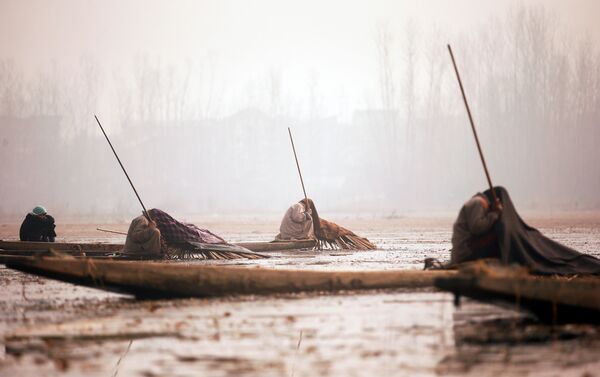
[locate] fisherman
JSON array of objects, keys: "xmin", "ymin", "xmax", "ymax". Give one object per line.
[
  {"xmin": 446, "ymin": 186, "xmax": 600, "ymax": 275},
  {"xmin": 123, "ymin": 208, "xmax": 229, "ymax": 256},
  {"xmin": 275, "ymin": 198, "xmax": 318, "ymax": 240},
  {"xmin": 123, "ymin": 211, "xmax": 163, "ymax": 256},
  {"xmin": 147, "ymin": 208, "xmax": 227, "ymax": 245},
  {"xmin": 19, "ymin": 206, "xmax": 57, "ymax": 242},
  {"xmin": 274, "ymin": 199, "xmax": 376, "ymax": 249},
  {"xmin": 450, "ymin": 192, "xmax": 503, "ymax": 264}
]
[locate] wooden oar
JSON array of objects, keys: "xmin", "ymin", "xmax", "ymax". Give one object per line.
[
  {"xmin": 287, "ymin": 127, "xmax": 308, "ymax": 203},
  {"xmin": 94, "ymin": 115, "xmax": 152, "ymax": 220},
  {"xmin": 447, "ymin": 45, "xmax": 499, "ymax": 207}
]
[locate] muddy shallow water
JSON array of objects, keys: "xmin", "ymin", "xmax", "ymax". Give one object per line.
[{"xmin": 1, "ymin": 216, "xmax": 599, "ymax": 376}]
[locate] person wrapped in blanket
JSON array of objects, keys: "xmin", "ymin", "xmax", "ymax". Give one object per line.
[
  {"xmin": 123, "ymin": 208, "xmax": 226, "ymax": 256},
  {"xmin": 275, "ymin": 198, "xmax": 376, "ymax": 250},
  {"xmin": 275, "ymin": 198, "xmax": 318, "ymax": 241},
  {"xmin": 451, "ymin": 192, "xmax": 503, "ymax": 264},
  {"xmin": 443, "ymin": 187, "xmax": 600, "ymax": 275},
  {"xmin": 20, "ymin": 205, "xmax": 57, "ymax": 242}
]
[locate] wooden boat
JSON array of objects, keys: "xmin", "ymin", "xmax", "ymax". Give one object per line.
[
  {"xmin": 3, "ymin": 255, "xmax": 456, "ymax": 298},
  {"xmin": 434, "ymin": 260, "xmax": 600, "ymax": 323},
  {"xmin": 0, "ymin": 240, "xmax": 122, "ymax": 252},
  {"xmin": 0, "ymin": 239, "xmax": 317, "ymax": 256}
]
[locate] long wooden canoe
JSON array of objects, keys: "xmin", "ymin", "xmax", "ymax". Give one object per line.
[
  {"xmin": 0, "ymin": 240, "xmax": 122, "ymax": 252},
  {"xmin": 3, "ymin": 255, "xmax": 456, "ymax": 298},
  {"xmin": 434, "ymin": 261, "xmax": 600, "ymax": 323},
  {"xmin": 0, "ymin": 239, "xmax": 317, "ymax": 255}
]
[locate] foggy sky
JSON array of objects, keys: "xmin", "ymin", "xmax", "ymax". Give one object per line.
[{"xmin": 1, "ymin": 0, "xmax": 599, "ymax": 118}]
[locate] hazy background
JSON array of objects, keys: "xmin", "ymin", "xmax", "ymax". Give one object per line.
[{"xmin": 1, "ymin": 0, "xmax": 599, "ymax": 222}]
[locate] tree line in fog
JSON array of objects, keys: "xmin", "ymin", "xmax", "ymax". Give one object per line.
[{"xmin": 1, "ymin": 5, "xmax": 599, "ymax": 219}]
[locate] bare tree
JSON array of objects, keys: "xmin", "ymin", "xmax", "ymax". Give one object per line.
[
  {"xmin": 0, "ymin": 59, "xmax": 26, "ymax": 117},
  {"xmin": 197, "ymin": 53, "xmax": 223, "ymax": 120},
  {"xmin": 133, "ymin": 54, "xmax": 162, "ymax": 123},
  {"xmin": 174, "ymin": 58, "xmax": 192, "ymax": 121},
  {"xmin": 375, "ymin": 22, "xmax": 397, "ymax": 127},
  {"xmin": 422, "ymin": 26, "xmax": 447, "ymax": 125},
  {"xmin": 113, "ymin": 69, "xmax": 133, "ymax": 126},
  {"xmin": 573, "ymin": 35, "xmax": 594, "ymax": 126},
  {"xmin": 266, "ymin": 67, "xmax": 282, "ymax": 118},
  {"xmin": 28, "ymin": 61, "xmax": 64, "ymax": 117},
  {"xmin": 307, "ymin": 68, "xmax": 320, "ymax": 120},
  {"xmin": 400, "ymin": 20, "xmax": 418, "ymax": 140}
]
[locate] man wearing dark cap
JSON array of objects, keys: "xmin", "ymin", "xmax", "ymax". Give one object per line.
[{"xmin": 19, "ymin": 205, "xmax": 57, "ymax": 242}]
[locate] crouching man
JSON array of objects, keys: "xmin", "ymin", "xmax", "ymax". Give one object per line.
[
  {"xmin": 275, "ymin": 198, "xmax": 318, "ymax": 241},
  {"xmin": 20, "ymin": 205, "xmax": 57, "ymax": 242},
  {"xmin": 451, "ymin": 192, "xmax": 503, "ymax": 264},
  {"xmin": 123, "ymin": 212, "xmax": 162, "ymax": 256}
]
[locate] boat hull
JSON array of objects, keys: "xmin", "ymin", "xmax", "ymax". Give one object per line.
[
  {"xmin": 434, "ymin": 261, "xmax": 600, "ymax": 323},
  {"xmin": 0, "ymin": 239, "xmax": 317, "ymax": 255},
  {"xmin": 4, "ymin": 256, "xmax": 455, "ymax": 298}
]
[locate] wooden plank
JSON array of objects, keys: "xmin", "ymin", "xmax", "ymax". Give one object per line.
[
  {"xmin": 235, "ymin": 240, "xmax": 316, "ymax": 252},
  {"xmin": 0, "ymin": 240, "xmax": 122, "ymax": 252},
  {"xmin": 0, "ymin": 250, "xmax": 112, "ymax": 257},
  {"xmin": 0, "ymin": 239, "xmax": 316, "ymax": 253},
  {"xmin": 5, "ymin": 256, "xmax": 456, "ymax": 297}
]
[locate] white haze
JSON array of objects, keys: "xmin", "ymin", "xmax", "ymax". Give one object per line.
[{"xmin": 0, "ymin": 0, "xmax": 599, "ymax": 221}]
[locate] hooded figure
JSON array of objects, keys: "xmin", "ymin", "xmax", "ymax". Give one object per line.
[
  {"xmin": 275, "ymin": 198, "xmax": 320, "ymax": 241},
  {"xmin": 147, "ymin": 208, "xmax": 227, "ymax": 245},
  {"xmin": 453, "ymin": 186, "xmax": 600, "ymax": 275},
  {"xmin": 123, "ymin": 211, "xmax": 162, "ymax": 256},
  {"xmin": 274, "ymin": 199, "xmax": 375, "ymax": 250},
  {"xmin": 123, "ymin": 208, "xmax": 228, "ymax": 256},
  {"xmin": 451, "ymin": 192, "xmax": 502, "ymax": 263},
  {"xmin": 19, "ymin": 206, "xmax": 56, "ymax": 242}
]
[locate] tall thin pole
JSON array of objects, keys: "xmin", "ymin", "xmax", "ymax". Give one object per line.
[
  {"xmin": 447, "ymin": 45, "xmax": 498, "ymax": 205},
  {"xmin": 287, "ymin": 127, "xmax": 308, "ymax": 202},
  {"xmin": 94, "ymin": 115, "xmax": 152, "ymax": 220}
]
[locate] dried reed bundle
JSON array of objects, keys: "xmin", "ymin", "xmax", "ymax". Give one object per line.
[
  {"xmin": 316, "ymin": 219, "xmax": 376, "ymax": 250},
  {"xmin": 164, "ymin": 242, "xmax": 267, "ymax": 260}
]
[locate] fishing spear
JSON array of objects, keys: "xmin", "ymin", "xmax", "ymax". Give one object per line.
[
  {"xmin": 288, "ymin": 127, "xmax": 309, "ymax": 204},
  {"xmin": 94, "ymin": 115, "xmax": 152, "ymax": 220},
  {"xmin": 447, "ymin": 45, "xmax": 499, "ymax": 207}
]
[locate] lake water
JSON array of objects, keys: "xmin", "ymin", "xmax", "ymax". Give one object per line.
[{"xmin": 1, "ymin": 215, "xmax": 599, "ymax": 376}]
